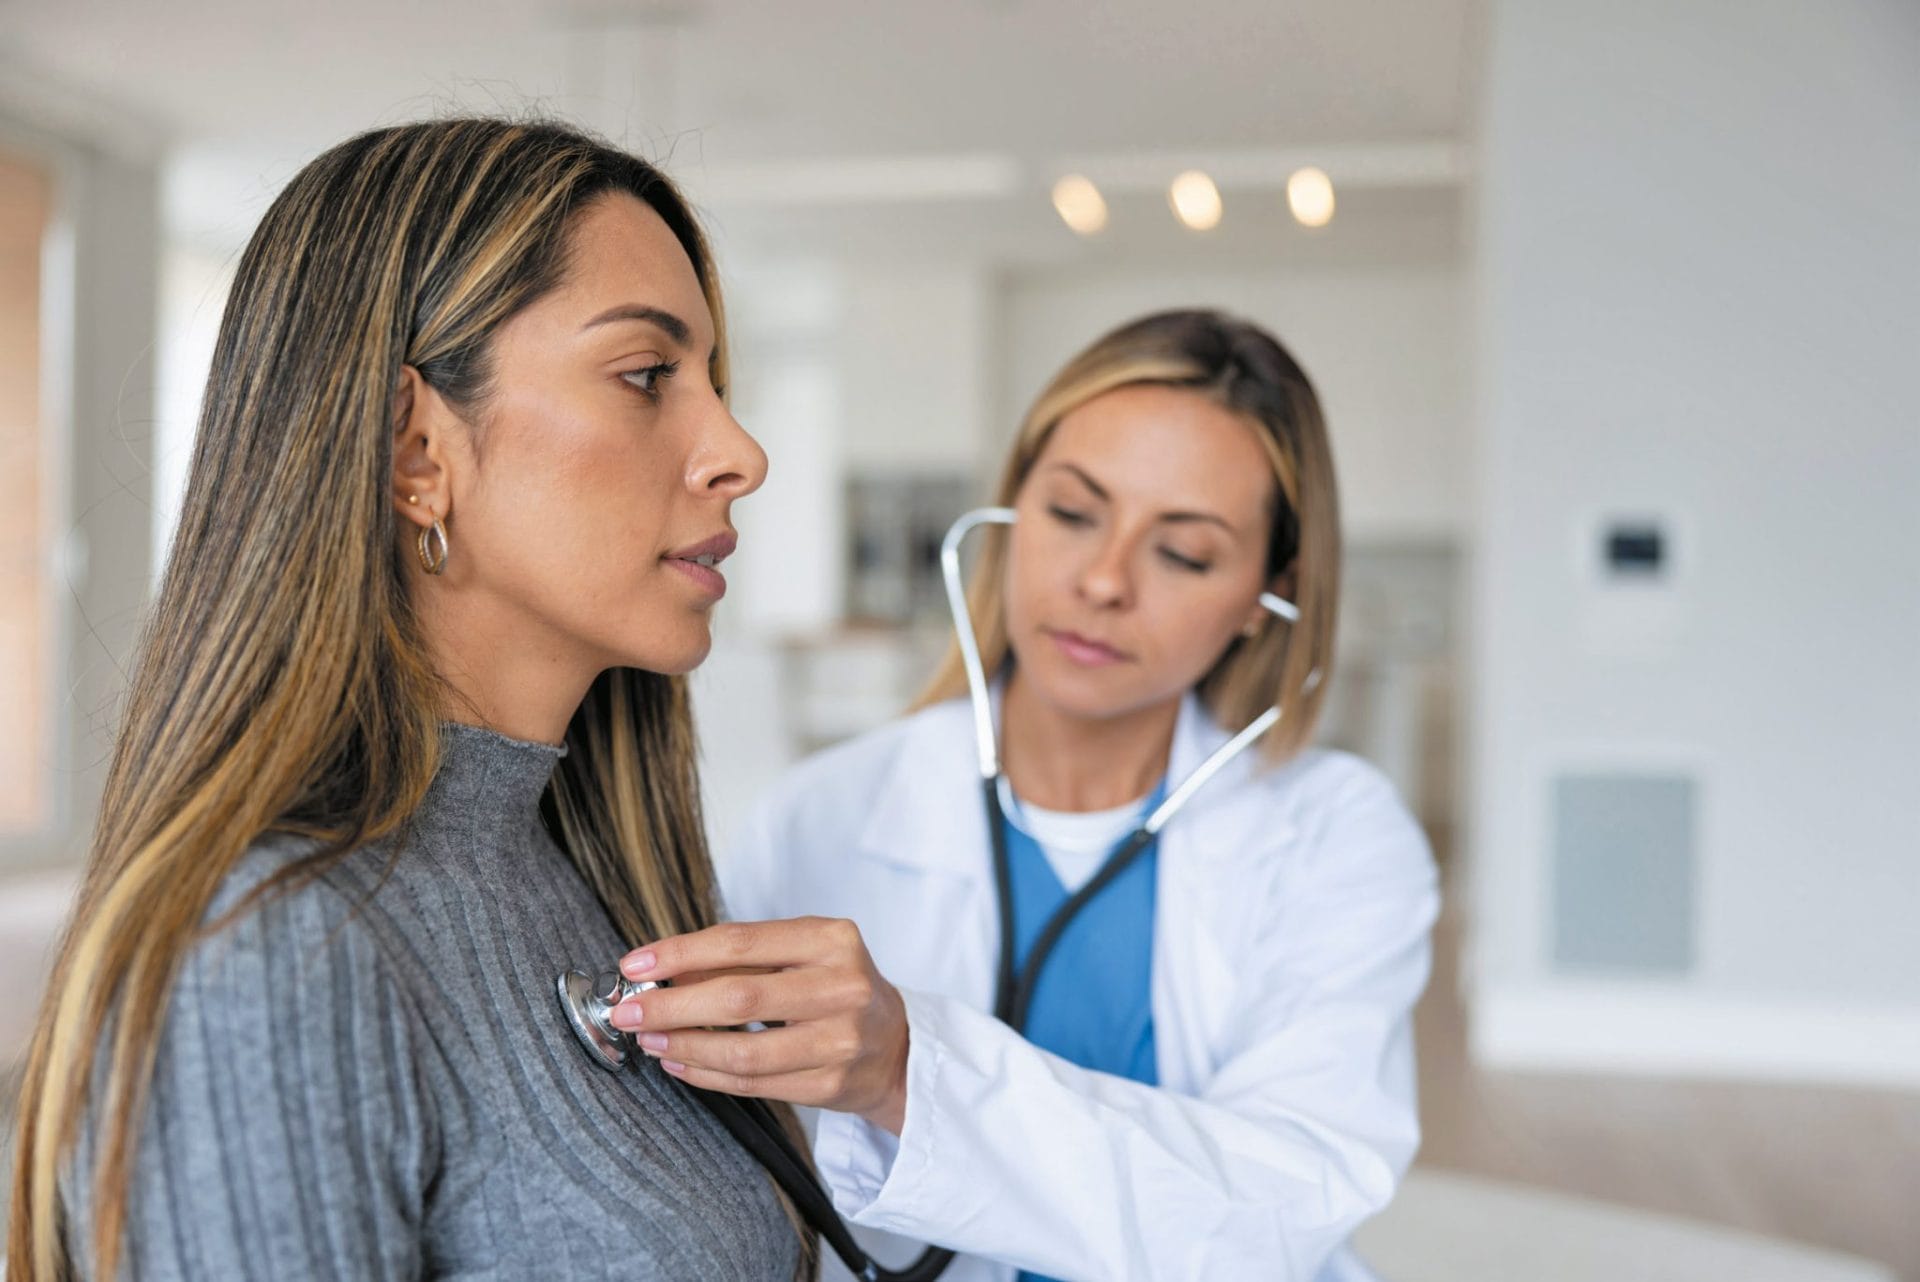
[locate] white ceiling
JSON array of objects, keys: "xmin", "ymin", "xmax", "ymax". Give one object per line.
[{"xmin": 1, "ymin": 0, "xmax": 1480, "ymax": 260}]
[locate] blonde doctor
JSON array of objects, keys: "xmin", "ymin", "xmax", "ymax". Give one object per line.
[{"xmin": 610, "ymin": 309, "xmax": 1440, "ymax": 1282}]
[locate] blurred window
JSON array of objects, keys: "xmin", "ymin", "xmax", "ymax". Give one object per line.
[{"xmin": 0, "ymin": 147, "xmax": 55, "ymax": 835}]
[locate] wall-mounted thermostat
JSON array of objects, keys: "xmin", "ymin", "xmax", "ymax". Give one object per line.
[
  {"xmin": 1580, "ymin": 511, "xmax": 1687, "ymax": 658},
  {"xmin": 1604, "ymin": 522, "xmax": 1666, "ymax": 578}
]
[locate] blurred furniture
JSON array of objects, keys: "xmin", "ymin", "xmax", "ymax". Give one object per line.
[
  {"xmin": 844, "ymin": 473, "xmax": 973, "ymax": 626},
  {"xmin": 776, "ymin": 625, "xmax": 950, "ymax": 756},
  {"xmin": 1315, "ymin": 541, "xmax": 1459, "ymax": 841}
]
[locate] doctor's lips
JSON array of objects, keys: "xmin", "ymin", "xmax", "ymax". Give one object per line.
[
  {"xmin": 663, "ymin": 531, "xmax": 736, "ymax": 597},
  {"xmin": 1043, "ymin": 626, "xmax": 1131, "ymax": 667}
]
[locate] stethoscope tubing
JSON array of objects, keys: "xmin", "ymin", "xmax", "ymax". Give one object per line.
[{"xmin": 563, "ymin": 506, "xmax": 1298, "ymax": 1282}]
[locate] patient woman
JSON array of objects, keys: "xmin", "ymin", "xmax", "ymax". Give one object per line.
[{"xmin": 6, "ymin": 118, "xmax": 814, "ymax": 1280}]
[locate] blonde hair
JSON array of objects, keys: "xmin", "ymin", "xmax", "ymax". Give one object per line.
[
  {"xmin": 918, "ymin": 308, "xmax": 1340, "ymax": 763},
  {"xmin": 7, "ymin": 118, "xmax": 815, "ymax": 1281}
]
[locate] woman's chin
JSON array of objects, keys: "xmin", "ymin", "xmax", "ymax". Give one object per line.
[{"xmin": 612, "ymin": 628, "xmax": 713, "ymax": 677}]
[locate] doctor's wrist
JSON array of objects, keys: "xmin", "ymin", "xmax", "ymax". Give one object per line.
[{"xmin": 856, "ymin": 1019, "xmax": 910, "ymax": 1136}]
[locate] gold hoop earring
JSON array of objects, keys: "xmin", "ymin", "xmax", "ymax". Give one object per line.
[{"xmin": 417, "ymin": 516, "xmax": 449, "ymax": 576}]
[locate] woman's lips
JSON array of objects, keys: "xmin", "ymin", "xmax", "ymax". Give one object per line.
[
  {"xmin": 663, "ymin": 531, "xmax": 736, "ymax": 599},
  {"xmin": 1045, "ymin": 627, "xmax": 1129, "ymax": 667},
  {"xmin": 665, "ymin": 557, "xmax": 726, "ymax": 597}
]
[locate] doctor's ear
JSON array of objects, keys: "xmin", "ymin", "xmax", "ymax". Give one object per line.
[
  {"xmin": 1241, "ymin": 567, "xmax": 1298, "ymax": 638},
  {"xmin": 390, "ymin": 364, "xmax": 458, "ymax": 530}
]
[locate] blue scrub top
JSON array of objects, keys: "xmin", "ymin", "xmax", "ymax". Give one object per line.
[{"xmin": 1003, "ymin": 780, "xmax": 1166, "ymax": 1282}]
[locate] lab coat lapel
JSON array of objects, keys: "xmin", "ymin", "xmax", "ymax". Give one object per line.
[
  {"xmin": 852, "ymin": 701, "xmax": 999, "ymax": 1009},
  {"xmin": 843, "ymin": 692, "xmax": 1301, "ymax": 1061},
  {"xmin": 1160, "ymin": 693, "xmax": 1295, "ymax": 869},
  {"xmin": 1153, "ymin": 695, "xmax": 1299, "ymax": 1091}
]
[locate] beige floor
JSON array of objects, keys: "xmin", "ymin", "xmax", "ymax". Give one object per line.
[{"xmin": 1413, "ymin": 896, "xmax": 1920, "ymax": 1281}]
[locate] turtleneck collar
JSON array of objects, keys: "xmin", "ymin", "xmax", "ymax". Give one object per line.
[{"xmin": 423, "ymin": 721, "xmax": 568, "ymax": 828}]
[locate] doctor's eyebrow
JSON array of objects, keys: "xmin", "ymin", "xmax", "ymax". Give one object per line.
[{"xmin": 1047, "ymin": 461, "xmax": 1238, "ymax": 533}]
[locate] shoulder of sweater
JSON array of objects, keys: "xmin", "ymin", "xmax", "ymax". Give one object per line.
[
  {"xmin": 184, "ymin": 830, "xmax": 437, "ymax": 1017},
  {"xmin": 194, "ymin": 829, "xmax": 420, "ymax": 948}
]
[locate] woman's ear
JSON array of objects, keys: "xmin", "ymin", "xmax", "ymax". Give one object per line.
[{"xmin": 391, "ymin": 365, "xmax": 453, "ymax": 530}]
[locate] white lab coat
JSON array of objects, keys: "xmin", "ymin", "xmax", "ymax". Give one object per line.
[{"xmin": 720, "ymin": 693, "xmax": 1439, "ymax": 1282}]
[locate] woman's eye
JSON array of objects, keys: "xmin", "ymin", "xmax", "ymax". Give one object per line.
[
  {"xmin": 622, "ymin": 360, "xmax": 681, "ymax": 398},
  {"xmin": 1047, "ymin": 504, "xmax": 1091, "ymax": 527},
  {"xmin": 1159, "ymin": 547, "xmax": 1212, "ymax": 574}
]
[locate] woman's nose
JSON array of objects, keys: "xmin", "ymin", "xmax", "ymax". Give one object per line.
[{"xmin": 689, "ymin": 404, "xmax": 768, "ymax": 500}]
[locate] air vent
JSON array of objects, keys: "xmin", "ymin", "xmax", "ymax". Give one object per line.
[{"xmin": 1551, "ymin": 773, "xmax": 1696, "ymax": 975}]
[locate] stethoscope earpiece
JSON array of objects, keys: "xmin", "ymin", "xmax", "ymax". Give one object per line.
[{"xmin": 1257, "ymin": 590, "xmax": 1300, "ymax": 624}]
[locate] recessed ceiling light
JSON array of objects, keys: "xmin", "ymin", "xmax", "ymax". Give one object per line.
[
  {"xmin": 1051, "ymin": 174, "xmax": 1109, "ymax": 235},
  {"xmin": 1287, "ymin": 166, "xmax": 1335, "ymax": 228},
  {"xmin": 1168, "ymin": 170, "xmax": 1222, "ymax": 232}
]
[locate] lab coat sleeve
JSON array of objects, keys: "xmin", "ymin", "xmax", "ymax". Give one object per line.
[{"xmin": 813, "ymin": 766, "xmax": 1439, "ymax": 1282}]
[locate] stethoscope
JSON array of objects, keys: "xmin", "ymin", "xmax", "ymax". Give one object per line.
[{"xmin": 556, "ymin": 506, "xmax": 1298, "ymax": 1282}]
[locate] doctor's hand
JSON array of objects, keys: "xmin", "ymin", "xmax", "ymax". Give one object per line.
[{"xmin": 609, "ymin": 917, "xmax": 912, "ymax": 1134}]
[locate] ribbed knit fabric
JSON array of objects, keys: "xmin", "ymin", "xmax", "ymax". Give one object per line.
[{"xmin": 66, "ymin": 721, "xmax": 800, "ymax": 1280}]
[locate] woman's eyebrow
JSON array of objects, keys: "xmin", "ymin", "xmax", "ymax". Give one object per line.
[
  {"xmin": 1047, "ymin": 460, "xmax": 1237, "ymax": 532},
  {"xmin": 581, "ymin": 302, "xmax": 692, "ymax": 346}
]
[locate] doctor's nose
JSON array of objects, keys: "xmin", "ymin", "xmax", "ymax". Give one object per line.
[{"xmin": 1074, "ymin": 536, "xmax": 1135, "ymax": 610}]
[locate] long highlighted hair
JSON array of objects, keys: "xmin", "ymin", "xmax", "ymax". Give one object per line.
[
  {"xmin": 918, "ymin": 308, "xmax": 1341, "ymax": 762},
  {"xmin": 7, "ymin": 118, "xmax": 815, "ymax": 1281}
]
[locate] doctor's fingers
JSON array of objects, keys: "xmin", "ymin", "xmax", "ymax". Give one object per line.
[
  {"xmin": 611, "ymin": 965, "xmax": 876, "ymax": 1033},
  {"xmin": 638, "ymin": 1023, "xmax": 860, "ymax": 1085},
  {"xmin": 655, "ymin": 1055, "xmax": 850, "ymax": 1109},
  {"xmin": 621, "ymin": 916, "xmax": 869, "ymax": 982}
]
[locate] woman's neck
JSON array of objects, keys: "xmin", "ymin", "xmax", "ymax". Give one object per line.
[
  {"xmin": 415, "ymin": 589, "xmax": 592, "ymax": 747},
  {"xmin": 999, "ymin": 670, "xmax": 1179, "ymax": 812}
]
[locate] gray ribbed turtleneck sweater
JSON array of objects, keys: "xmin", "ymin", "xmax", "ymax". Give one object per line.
[{"xmin": 70, "ymin": 722, "xmax": 799, "ymax": 1280}]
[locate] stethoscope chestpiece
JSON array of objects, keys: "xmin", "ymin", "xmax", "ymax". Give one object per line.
[{"xmin": 556, "ymin": 968, "xmax": 666, "ymax": 1071}]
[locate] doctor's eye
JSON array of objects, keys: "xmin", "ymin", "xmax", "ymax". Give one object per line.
[
  {"xmin": 1047, "ymin": 504, "xmax": 1092, "ymax": 527},
  {"xmin": 1158, "ymin": 547, "xmax": 1213, "ymax": 574},
  {"xmin": 622, "ymin": 359, "xmax": 682, "ymax": 400}
]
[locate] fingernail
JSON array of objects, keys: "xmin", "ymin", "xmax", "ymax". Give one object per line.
[
  {"xmin": 609, "ymin": 1001, "xmax": 643, "ymax": 1030},
  {"xmin": 637, "ymin": 1033, "xmax": 668, "ymax": 1054},
  {"xmin": 660, "ymin": 1060, "xmax": 686, "ymax": 1075},
  {"xmin": 621, "ymin": 950, "xmax": 657, "ymax": 978}
]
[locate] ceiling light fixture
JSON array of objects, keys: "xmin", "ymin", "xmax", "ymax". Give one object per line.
[
  {"xmin": 1051, "ymin": 174, "xmax": 1109, "ymax": 235},
  {"xmin": 1287, "ymin": 166, "xmax": 1335, "ymax": 228},
  {"xmin": 1168, "ymin": 170, "xmax": 1222, "ymax": 231}
]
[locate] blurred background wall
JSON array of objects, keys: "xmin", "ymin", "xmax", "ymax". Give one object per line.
[
  {"xmin": 2, "ymin": 1, "xmax": 1915, "ymax": 1277},
  {"xmin": 1471, "ymin": 0, "xmax": 1920, "ymax": 1088}
]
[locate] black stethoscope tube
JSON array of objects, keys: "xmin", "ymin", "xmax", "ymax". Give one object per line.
[{"xmin": 993, "ymin": 775, "xmax": 1163, "ymax": 1032}]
